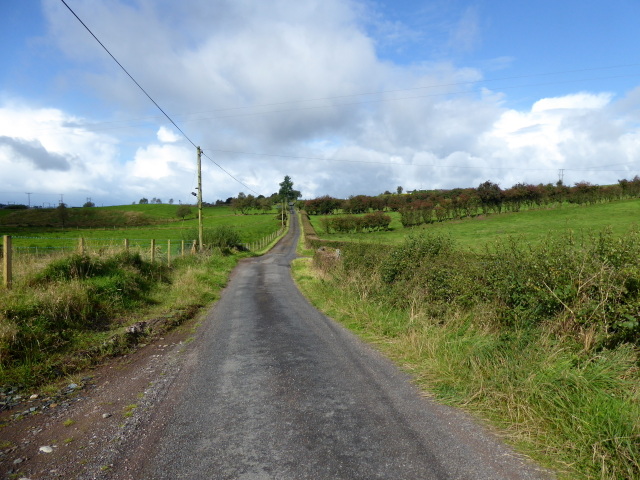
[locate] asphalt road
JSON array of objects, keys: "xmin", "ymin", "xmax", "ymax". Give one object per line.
[{"xmin": 120, "ymin": 212, "xmax": 552, "ymax": 480}]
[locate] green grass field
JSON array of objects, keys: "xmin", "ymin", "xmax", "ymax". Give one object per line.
[
  {"xmin": 1, "ymin": 205, "xmax": 283, "ymax": 253},
  {"xmin": 296, "ymin": 200, "xmax": 640, "ymax": 479},
  {"xmin": 308, "ymin": 199, "xmax": 640, "ymax": 249}
]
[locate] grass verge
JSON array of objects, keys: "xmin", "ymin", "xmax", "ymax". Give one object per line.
[
  {"xmin": 292, "ymin": 232, "xmax": 640, "ymax": 479},
  {"xmin": 1, "ymin": 249, "xmax": 242, "ymax": 391}
]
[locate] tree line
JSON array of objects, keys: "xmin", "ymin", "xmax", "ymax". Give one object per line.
[{"xmin": 304, "ymin": 176, "xmax": 640, "ymax": 228}]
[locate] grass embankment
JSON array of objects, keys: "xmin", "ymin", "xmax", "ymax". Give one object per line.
[
  {"xmin": 0, "ymin": 205, "xmax": 287, "ymax": 391},
  {"xmin": 0, "ymin": 249, "xmax": 240, "ymax": 390},
  {"xmin": 308, "ymin": 198, "xmax": 640, "ymax": 249},
  {"xmin": 294, "ymin": 206, "xmax": 640, "ymax": 479}
]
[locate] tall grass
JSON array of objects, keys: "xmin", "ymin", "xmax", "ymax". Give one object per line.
[
  {"xmin": 294, "ymin": 227, "xmax": 640, "ymax": 479},
  {"xmin": 0, "ymin": 249, "xmax": 239, "ymax": 389}
]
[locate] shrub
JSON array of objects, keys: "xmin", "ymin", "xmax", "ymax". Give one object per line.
[
  {"xmin": 380, "ymin": 233, "xmax": 455, "ymax": 284},
  {"xmin": 0, "ymin": 251, "xmax": 169, "ymax": 371},
  {"xmin": 362, "ymin": 211, "xmax": 392, "ymax": 231},
  {"xmin": 399, "ymin": 207, "xmax": 422, "ymax": 227},
  {"xmin": 204, "ymin": 226, "xmax": 242, "ymax": 250},
  {"xmin": 183, "ymin": 226, "xmax": 242, "ymax": 252}
]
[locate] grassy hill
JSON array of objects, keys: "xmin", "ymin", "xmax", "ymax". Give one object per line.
[
  {"xmin": 0, "ymin": 204, "xmax": 283, "ymax": 251},
  {"xmin": 297, "ymin": 198, "xmax": 640, "ymax": 479},
  {"xmin": 308, "ymin": 198, "xmax": 640, "ymax": 249}
]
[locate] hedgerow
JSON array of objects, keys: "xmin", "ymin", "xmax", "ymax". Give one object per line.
[
  {"xmin": 319, "ymin": 211, "xmax": 391, "ymax": 234},
  {"xmin": 326, "ymin": 228, "xmax": 640, "ymax": 348}
]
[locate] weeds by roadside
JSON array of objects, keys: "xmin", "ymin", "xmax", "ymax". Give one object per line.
[
  {"xmin": 295, "ymin": 227, "xmax": 640, "ymax": 479},
  {"xmin": 0, "ymin": 249, "xmax": 240, "ymax": 391}
]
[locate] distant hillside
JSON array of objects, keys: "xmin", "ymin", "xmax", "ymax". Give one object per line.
[{"xmin": 0, "ymin": 206, "xmax": 158, "ymax": 228}]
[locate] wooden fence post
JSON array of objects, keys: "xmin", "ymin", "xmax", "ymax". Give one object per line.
[
  {"xmin": 150, "ymin": 239, "xmax": 156, "ymax": 263},
  {"xmin": 167, "ymin": 240, "xmax": 171, "ymax": 266},
  {"xmin": 2, "ymin": 235, "xmax": 11, "ymax": 290},
  {"xmin": 78, "ymin": 237, "xmax": 85, "ymax": 255},
  {"xmin": 124, "ymin": 238, "xmax": 129, "ymax": 251},
  {"xmin": 181, "ymin": 240, "xmax": 185, "ymax": 257}
]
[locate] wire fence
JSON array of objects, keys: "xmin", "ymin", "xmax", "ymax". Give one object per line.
[
  {"xmin": 9, "ymin": 236, "xmax": 188, "ymax": 256},
  {"xmin": 2, "ymin": 228, "xmax": 286, "ymax": 289}
]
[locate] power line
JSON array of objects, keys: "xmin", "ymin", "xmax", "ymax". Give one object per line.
[
  {"xmin": 172, "ymin": 63, "xmax": 640, "ymax": 117},
  {"xmin": 201, "ymin": 151, "xmax": 260, "ymax": 195},
  {"xmin": 59, "ymin": 0, "xmax": 197, "ymax": 150},
  {"xmin": 202, "ymin": 146, "xmax": 639, "ymax": 174},
  {"xmin": 59, "ymin": 0, "xmax": 263, "ymax": 195},
  {"xmin": 24, "ymin": 63, "xmax": 640, "ymax": 135}
]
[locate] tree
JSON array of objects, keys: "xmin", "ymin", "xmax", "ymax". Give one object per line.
[
  {"xmin": 397, "ymin": 186, "xmax": 403, "ymax": 195},
  {"xmin": 231, "ymin": 192, "xmax": 257, "ymax": 215},
  {"xmin": 83, "ymin": 201, "xmax": 95, "ymax": 208},
  {"xmin": 139, "ymin": 197, "xmax": 149, "ymax": 204},
  {"xmin": 278, "ymin": 175, "xmax": 301, "ymax": 204},
  {"xmin": 57, "ymin": 202, "xmax": 69, "ymax": 228},
  {"xmin": 476, "ymin": 180, "xmax": 504, "ymax": 214},
  {"xmin": 176, "ymin": 204, "xmax": 192, "ymax": 221},
  {"xmin": 168, "ymin": 198, "xmax": 174, "ymax": 205},
  {"xmin": 258, "ymin": 197, "xmax": 272, "ymax": 213}
]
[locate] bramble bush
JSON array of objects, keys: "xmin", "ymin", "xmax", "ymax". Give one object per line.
[{"xmin": 319, "ymin": 228, "xmax": 640, "ymax": 348}]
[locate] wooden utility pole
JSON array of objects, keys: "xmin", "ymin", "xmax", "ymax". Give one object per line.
[
  {"xmin": 2, "ymin": 235, "xmax": 11, "ymax": 289},
  {"xmin": 197, "ymin": 146, "xmax": 203, "ymax": 252}
]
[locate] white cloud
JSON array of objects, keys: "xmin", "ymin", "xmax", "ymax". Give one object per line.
[
  {"xmin": 447, "ymin": 5, "xmax": 482, "ymax": 54},
  {"xmin": 157, "ymin": 126, "xmax": 181, "ymax": 143},
  {"xmin": 2, "ymin": 1, "xmax": 639, "ymax": 206},
  {"xmin": 532, "ymin": 92, "xmax": 612, "ymax": 113},
  {"xmin": 0, "ymin": 101, "xmax": 198, "ymax": 206}
]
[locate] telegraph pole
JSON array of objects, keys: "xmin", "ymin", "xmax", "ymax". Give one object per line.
[
  {"xmin": 197, "ymin": 146, "xmax": 203, "ymax": 252},
  {"xmin": 25, "ymin": 192, "xmax": 32, "ymax": 208}
]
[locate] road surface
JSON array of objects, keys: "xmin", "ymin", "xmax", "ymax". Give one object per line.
[{"xmin": 113, "ymin": 212, "xmax": 552, "ymax": 480}]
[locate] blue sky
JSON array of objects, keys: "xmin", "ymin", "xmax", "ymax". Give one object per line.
[{"xmin": 1, "ymin": 0, "xmax": 639, "ymax": 207}]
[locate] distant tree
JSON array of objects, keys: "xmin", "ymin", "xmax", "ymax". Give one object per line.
[
  {"xmin": 231, "ymin": 192, "xmax": 256, "ymax": 214},
  {"xmin": 397, "ymin": 186, "xmax": 403, "ymax": 195},
  {"xmin": 155, "ymin": 198, "xmax": 162, "ymax": 204},
  {"xmin": 139, "ymin": 197, "xmax": 149, "ymax": 204},
  {"xmin": 278, "ymin": 175, "xmax": 301, "ymax": 204},
  {"xmin": 258, "ymin": 197, "xmax": 272, "ymax": 213},
  {"xmin": 176, "ymin": 204, "xmax": 192, "ymax": 221},
  {"xmin": 83, "ymin": 201, "xmax": 95, "ymax": 208},
  {"xmin": 476, "ymin": 180, "xmax": 504, "ymax": 214},
  {"xmin": 57, "ymin": 202, "xmax": 69, "ymax": 228},
  {"xmin": 168, "ymin": 198, "xmax": 174, "ymax": 205}
]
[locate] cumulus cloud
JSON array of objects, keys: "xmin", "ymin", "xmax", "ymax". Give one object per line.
[
  {"xmin": 0, "ymin": 136, "xmax": 71, "ymax": 171},
  {"xmin": 0, "ymin": 102, "xmax": 211, "ymax": 206},
  {"xmin": 2, "ymin": 0, "xmax": 638, "ymax": 206},
  {"xmin": 157, "ymin": 126, "xmax": 181, "ymax": 143}
]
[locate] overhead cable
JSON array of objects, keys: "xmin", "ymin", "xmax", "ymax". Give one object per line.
[{"xmin": 59, "ymin": 0, "xmax": 260, "ymax": 194}]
